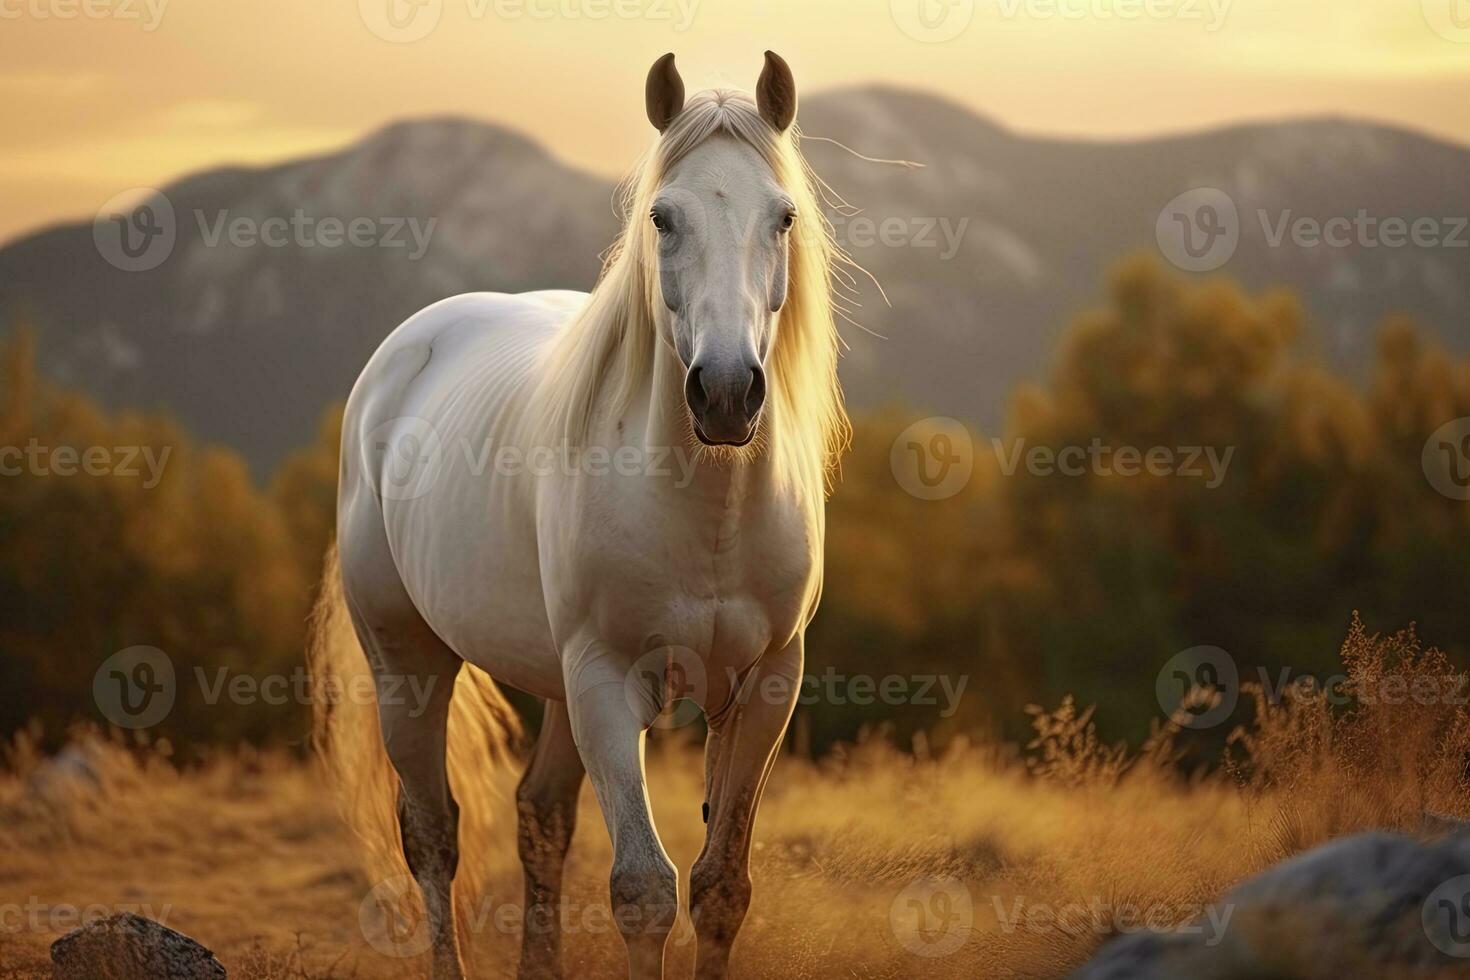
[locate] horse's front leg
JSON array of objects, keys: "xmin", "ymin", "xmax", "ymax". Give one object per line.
[
  {"xmin": 691, "ymin": 636, "xmax": 803, "ymax": 980},
  {"xmin": 563, "ymin": 645, "xmax": 679, "ymax": 980}
]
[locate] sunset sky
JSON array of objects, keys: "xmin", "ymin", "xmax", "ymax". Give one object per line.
[{"xmin": 2, "ymin": 0, "xmax": 1468, "ymax": 243}]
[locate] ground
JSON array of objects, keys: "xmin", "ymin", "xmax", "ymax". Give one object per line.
[
  {"xmin": 4, "ymin": 621, "xmax": 1468, "ymax": 978},
  {"xmin": 0, "ymin": 727, "xmax": 1271, "ymax": 980}
]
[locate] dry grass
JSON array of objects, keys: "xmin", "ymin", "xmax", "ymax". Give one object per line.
[{"xmin": 2, "ymin": 616, "xmax": 1467, "ymax": 979}]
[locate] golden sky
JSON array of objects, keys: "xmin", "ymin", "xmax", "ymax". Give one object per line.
[{"xmin": 2, "ymin": 0, "xmax": 1468, "ymax": 243}]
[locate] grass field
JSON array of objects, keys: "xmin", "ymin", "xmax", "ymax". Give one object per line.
[{"xmin": 2, "ymin": 617, "xmax": 1467, "ymax": 978}]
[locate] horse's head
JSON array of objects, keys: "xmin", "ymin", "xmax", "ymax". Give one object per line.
[{"xmin": 643, "ymin": 52, "xmax": 799, "ymax": 448}]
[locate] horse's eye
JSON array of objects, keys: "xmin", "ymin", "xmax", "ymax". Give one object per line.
[
  {"xmin": 650, "ymin": 210, "xmax": 667, "ymax": 232},
  {"xmin": 780, "ymin": 211, "xmax": 796, "ymax": 232}
]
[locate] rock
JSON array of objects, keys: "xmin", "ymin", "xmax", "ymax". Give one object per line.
[
  {"xmin": 1072, "ymin": 830, "xmax": 1470, "ymax": 979},
  {"xmin": 50, "ymin": 912, "xmax": 226, "ymax": 980}
]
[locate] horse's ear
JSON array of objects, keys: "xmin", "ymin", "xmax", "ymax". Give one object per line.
[
  {"xmin": 645, "ymin": 53, "xmax": 685, "ymax": 133},
  {"xmin": 756, "ymin": 50, "xmax": 797, "ymax": 133}
]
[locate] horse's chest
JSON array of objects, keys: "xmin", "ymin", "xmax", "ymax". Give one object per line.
[{"xmin": 560, "ymin": 482, "xmax": 817, "ymax": 664}]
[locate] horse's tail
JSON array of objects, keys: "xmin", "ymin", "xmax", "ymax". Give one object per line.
[{"xmin": 307, "ymin": 542, "xmax": 522, "ymax": 907}]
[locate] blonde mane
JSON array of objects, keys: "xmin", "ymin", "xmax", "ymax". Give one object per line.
[{"xmin": 526, "ymin": 87, "xmax": 850, "ymax": 501}]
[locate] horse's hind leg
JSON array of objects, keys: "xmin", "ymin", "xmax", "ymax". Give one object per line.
[
  {"xmin": 516, "ymin": 699, "xmax": 586, "ymax": 979},
  {"xmin": 352, "ymin": 605, "xmax": 467, "ymax": 980}
]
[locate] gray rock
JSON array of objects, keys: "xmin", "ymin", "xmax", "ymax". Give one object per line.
[
  {"xmin": 50, "ymin": 912, "xmax": 226, "ymax": 980},
  {"xmin": 1072, "ymin": 830, "xmax": 1470, "ymax": 979}
]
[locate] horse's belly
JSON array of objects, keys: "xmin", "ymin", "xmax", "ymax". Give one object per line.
[
  {"xmin": 382, "ymin": 410, "xmax": 567, "ymax": 697},
  {"xmin": 401, "ymin": 501, "xmax": 563, "ymax": 698}
]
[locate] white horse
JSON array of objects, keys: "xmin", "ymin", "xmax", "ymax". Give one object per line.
[{"xmin": 310, "ymin": 51, "xmax": 847, "ymax": 980}]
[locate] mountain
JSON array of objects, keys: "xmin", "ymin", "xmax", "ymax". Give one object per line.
[
  {"xmin": 798, "ymin": 88, "xmax": 1470, "ymax": 428},
  {"xmin": 0, "ymin": 119, "xmax": 617, "ymax": 468},
  {"xmin": 2, "ymin": 89, "xmax": 1468, "ymax": 473}
]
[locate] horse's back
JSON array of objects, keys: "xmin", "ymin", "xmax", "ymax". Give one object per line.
[
  {"xmin": 348, "ymin": 290, "xmax": 582, "ymax": 409},
  {"xmin": 341, "ymin": 289, "xmax": 584, "ymax": 502}
]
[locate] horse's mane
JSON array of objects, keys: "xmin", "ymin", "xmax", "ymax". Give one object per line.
[{"xmin": 526, "ymin": 87, "xmax": 849, "ymax": 502}]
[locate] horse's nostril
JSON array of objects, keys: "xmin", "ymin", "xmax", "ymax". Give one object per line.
[
  {"xmin": 746, "ymin": 366, "xmax": 766, "ymax": 417},
  {"xmin": 684, "ymin": 366, "xmax": 709, "ymax": 415}
]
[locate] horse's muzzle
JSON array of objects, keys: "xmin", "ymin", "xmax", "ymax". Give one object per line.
[{"xmin": 685, "ymin": 361, "xmax": 766, "ymax": 447}]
